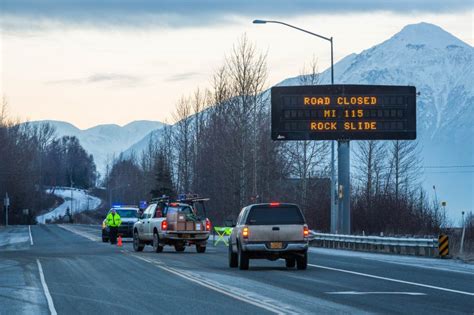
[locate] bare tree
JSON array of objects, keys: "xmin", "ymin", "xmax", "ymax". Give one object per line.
[
  {"xmin": 283, "ymin": 57, "xmax": 329, "ymax": 212},
  {"xmin": 172, "ymin": 97, "xmax": 193, "ymax": 193}
]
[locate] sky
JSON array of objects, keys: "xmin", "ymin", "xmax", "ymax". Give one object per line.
[{"xmin": 1, "ymin": 0, "xmax": 473, "ymax": 129}]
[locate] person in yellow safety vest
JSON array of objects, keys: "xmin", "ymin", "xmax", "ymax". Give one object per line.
[{"xmin": 106, "ymin": 208, "xmax": 122, "ymax": 244}]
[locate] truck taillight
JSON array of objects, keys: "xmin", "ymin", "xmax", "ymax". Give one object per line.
[
  {"xmin": 161, "ymin": 220, "xmax": 168, "ymax": 231},
  {"xmin": 205, "ymin": 219, "xmax": 211, "ymax": 231},
  {"xmin": 242, "ymin": 227, "xmax": 249, "ymax": 239},
  {"xmin": 303, "ymin": 225, "xmax": 309, "ymax": 237}
]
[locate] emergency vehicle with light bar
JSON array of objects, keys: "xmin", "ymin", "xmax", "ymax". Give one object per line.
[{"xmin": 133, "ymin": 195, "xmax": 211, "ymax": 253}]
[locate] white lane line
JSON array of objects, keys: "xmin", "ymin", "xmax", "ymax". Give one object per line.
[
  {"xmin": 326, "ymin": 291, "xmax": 426, "ymax": 296},
  {"xmin": 57, "ymin": 224, "xmax": 101, "ymax": 242},
  {"xmin": 132, "ymin": 255, "xmax": 286, "ymax": 315},
  {"xmin": 309, "ymin": 264, "xmax": 474, "ymax": 296},
  {"xmin": 29, "ymin": 225, "xmax": 34, "ymax": 245},
  {"xmin": 36, "ymin": 259, "xmax": 57, "ymax": 315}
]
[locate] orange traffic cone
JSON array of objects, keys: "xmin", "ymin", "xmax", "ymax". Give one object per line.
[{"xmin": 117, "ymin": 235, "xmax": 123, "ymax": 247}]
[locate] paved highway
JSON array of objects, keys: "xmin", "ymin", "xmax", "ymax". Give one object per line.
[{"xmin": 1, "ymin": 224, "xmax": 473, "ymax": 314}]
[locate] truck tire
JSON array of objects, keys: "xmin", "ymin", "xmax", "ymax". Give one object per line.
[
  {"xmin": 153, "ymin": 232, "xmax": 164, "ymax": 253},
  {"xmin": 175, "ymin": 245, "xmax": 185, "ymax": 252},
  {"xmin": 285, "ymin": 258, "xmax": 296, "ymax": 268},
  {"xmin": 133, "ymin": 231, "xmax": 144, "ymax": 252},
  {"xmin": 296, "ymin": 252, "xmax": 307, "ymax": 270},
  {"xmin": 196, "ymin": 244, "xmax": 206, "ymax": 253},
  {"xmin": 238, "ymin": 244, "xmax": 249, "ymax": 270},
  {"xmin": 228, "ymin": 243, "xmax": 238, "ymax": 268}
]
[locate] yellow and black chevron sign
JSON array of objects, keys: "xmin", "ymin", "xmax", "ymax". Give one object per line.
[{"xmin": 438, "ymin": 234, "xmax": 449, "ymax": 257}]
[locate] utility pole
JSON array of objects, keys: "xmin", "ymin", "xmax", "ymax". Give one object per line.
[
  {"xmin": 4, "ymin": 193, "xmax": 10, "ymax": 226},
  {"xmin": 460, "ymin": 211, "xmax": 466, "ymax": 256},
  {"xmin": 70, "ymin": 177, "xmax": 74, "ymax": 216}
]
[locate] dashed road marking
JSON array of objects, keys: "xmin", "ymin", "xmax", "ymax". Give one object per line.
[
  {"xmin": 326, "ymin": 291, "xmax": 426, "ymax": 296},
  {"xmin": 37, "ymin": 259, "xmax": 57, "ymax": 315},
  {"xmin": 309, "ymin": 264, "xmax": 474, "ymax": 296}
]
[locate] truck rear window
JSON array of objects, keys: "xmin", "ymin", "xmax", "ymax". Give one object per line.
[{"xmin": 246, "ymin": 206, "xmax": 305, "ymax": 225}]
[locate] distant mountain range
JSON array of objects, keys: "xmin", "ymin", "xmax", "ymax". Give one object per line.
[
  {"xmin": 27, "ymin": 120, "xmax": 166, "ymax": 175},
  {"xmin": 30, "ymin": 22, "xmax": 473, "ymax": 223}
]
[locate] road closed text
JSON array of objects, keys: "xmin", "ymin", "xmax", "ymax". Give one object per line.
[
  {"xmin": 303, "ymin": 96, "xmax": 378, "ymax": 106},
  {"xmin": 310, "ymin": 121, "xmax": 377, "ymax": 131}
]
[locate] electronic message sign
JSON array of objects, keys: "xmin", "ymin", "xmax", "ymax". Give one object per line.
[{"xmin": 271, "ymin": 85, "xmax": 416, "ymax": 141}]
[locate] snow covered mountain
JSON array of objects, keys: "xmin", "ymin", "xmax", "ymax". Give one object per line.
[
  {"xmin": 28, "ymin": 120, "xmax": 166, "ymax": 175},
  {"xmin": 279, "ymin": 22, "xmax": 473, "ymax": 223}
]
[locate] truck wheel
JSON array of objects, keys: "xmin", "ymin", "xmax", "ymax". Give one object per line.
[
  {"xmin": 238, "ymin": 244, "xmax": 249, "ymax": 270},
  {"xmin": 175, "ymin": 245, "xmax": 185, "ymax": 252},
  {"xmin": 133, "ymin": 231, "xmax": 144, "ymax": 252},
  {"xmin": 153, "ymin": 232, "xmax": 164, "ymax": 253},
  {"xmin": 228, "ymin": 243, "xmax": 238, "ymax": 268},
  {"xmin": 296, "ymin": 252, "xmax": 307, "ymax": 270},
  {"xmin": 285, "ymin": 258, "xmax": 296, "ymax": 268},
  {"xmin": 196, "ymin": 244, "xmax": 206, "ymax": 253}
]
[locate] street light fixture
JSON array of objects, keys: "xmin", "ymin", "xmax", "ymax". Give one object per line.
[{"xmin": 253, "ymin": 19, "xmax": 339, "ymax": 233}]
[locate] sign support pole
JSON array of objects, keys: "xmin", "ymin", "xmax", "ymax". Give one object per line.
[
  {"xmin": 337, "ymin": 141, "xmax": 350, "ymax": 234},
  {"xmin": 329, "ymin": 37, "xmax": 338, "ymax": 234}
]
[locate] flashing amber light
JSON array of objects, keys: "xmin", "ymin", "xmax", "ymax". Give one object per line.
[
  {"xmin": 269, "ymin": 202, "xmax": 280, "ymax": 207},
  {"xmin": 242, "ymin": 227, "xmax": 249, "ymax": 239},
  {"xmin": 161, "ymin": 220, "xmax": 168, "ymax": 231},
  {"xmin": 206, "ymin": 218, "xmax": 211, "ymax": 231},
  {"xmin": 303, "ymin": 225, "xmax": 309, "ymax": 237}
]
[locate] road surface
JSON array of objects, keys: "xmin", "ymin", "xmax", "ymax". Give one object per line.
[{"xmin": 0, "ymin": 224, "xmax": 473, "ymax": 314}]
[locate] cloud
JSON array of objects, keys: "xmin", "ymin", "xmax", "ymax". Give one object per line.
[
  {"xmin": 46, "ymin": 73, "xmax": 142, "ymax": 86},
  {"xmin": 2, "ymin": 0, "xmax": 472, "ymax": 30},
  {"xmin": 164, "ymin": 72, "xmax": 202, "ymax": 82}
]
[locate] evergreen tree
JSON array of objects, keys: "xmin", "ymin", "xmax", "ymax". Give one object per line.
[{"xmin": 150, "ymin": 152, "xmax": 174, "ymax": 198}]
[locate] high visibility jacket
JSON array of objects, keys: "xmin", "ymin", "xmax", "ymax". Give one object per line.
[{"xmin": 106, "ymin": 212, "xmax": 122, "ymax": 227}]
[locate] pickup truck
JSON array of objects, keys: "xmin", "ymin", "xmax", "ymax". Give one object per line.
[
  {"xmin": 133, "ymin": 199, "xmax": 211, "ymax": 253},
  {"xmin": 229, "ymin": 202, "xmax": 309, "ymax": 270}
]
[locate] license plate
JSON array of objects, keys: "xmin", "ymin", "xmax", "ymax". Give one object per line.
[
  {"xmin": 270, "ymin": 242, "xmax": 283, "ymax": 249},
  {"xmin": 196, "ymin": 223, "xmax": 201, "ymax": 230}
]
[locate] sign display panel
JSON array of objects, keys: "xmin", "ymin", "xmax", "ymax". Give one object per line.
[{"xmin": 271, "ymin": 85, "xmax": 416, "ymax": 140}]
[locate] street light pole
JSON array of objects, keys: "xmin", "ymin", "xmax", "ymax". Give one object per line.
[{"xmin": 253, "ymin": 19, "xmax": 340, "ymax": 233}]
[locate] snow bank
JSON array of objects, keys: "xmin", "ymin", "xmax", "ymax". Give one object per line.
[{"xmin": 36, "ymin": 187, "xmax": 102, "ymax": 224}]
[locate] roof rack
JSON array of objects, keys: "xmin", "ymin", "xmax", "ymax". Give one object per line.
[
  {"xmin": 151, "ymin": 195, "xmax": 171, "ymax": 203},
  {"xmin": 177, "ymin": 193, "xmax": 210, "ymax": 204}
]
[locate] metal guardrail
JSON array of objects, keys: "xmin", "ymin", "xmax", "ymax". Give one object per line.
[
  {"xmin": 310, "ymin": 231, "xmax": 438, "ymax": 247},
  {"xmin": 310, "ymin": 231, "xmax": 440, "ymax": 257}
]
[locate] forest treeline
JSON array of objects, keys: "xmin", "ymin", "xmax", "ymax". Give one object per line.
[
  {"xmin": 104, "ymin": 35, "xmax": 466, "ymax": 236},
  {"xmin": 0, "ymin": 105, "xmax": 96, "ymax": 224}
]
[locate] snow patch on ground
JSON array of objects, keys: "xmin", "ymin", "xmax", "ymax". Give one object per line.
[
  {"xmin": 309, "ymin": 247, "xmax": 474, "ymax": 274},
  {"xmin": 36, "ymin": 187, "xmax": 102, "ymax": 224},
  {"xmin": 0, "ymin": 226, "xmax": 30, "ymax": 249}
]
